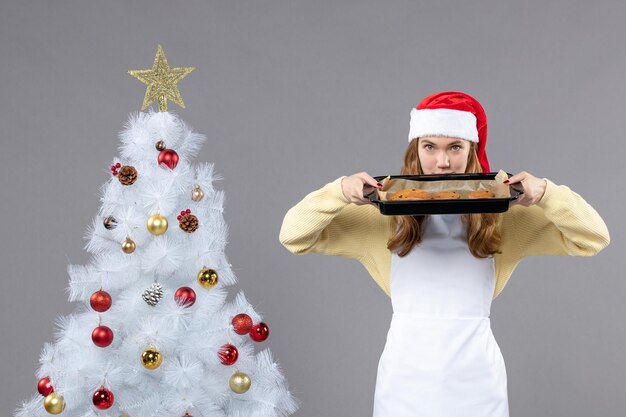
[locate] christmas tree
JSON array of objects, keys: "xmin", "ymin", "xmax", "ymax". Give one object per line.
[{"xmin": 14, "ymin": 45, "xmax": 298, "ymax": 417}]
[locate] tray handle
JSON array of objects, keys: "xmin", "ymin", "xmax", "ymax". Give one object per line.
[{"xmin": 508, "ymin": 184, "xmax": 524, "ymax": 200}]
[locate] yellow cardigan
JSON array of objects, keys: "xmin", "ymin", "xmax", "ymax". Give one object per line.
[{"xmin": 279, "ymin": 177, "xmax": 610, "ymax": 299}]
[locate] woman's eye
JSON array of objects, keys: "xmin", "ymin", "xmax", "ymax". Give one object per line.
[
  {"xmin": 451, "ymin": 145, "xmax": 461, "ymax": 151},
  {"xmin": 424, "ymin": 144, "xmax": 434, "ymax": 151}
]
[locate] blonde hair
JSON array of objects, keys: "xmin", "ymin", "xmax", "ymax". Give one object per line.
[{"xmin": 386, "ymin": 138, "xmax": 502, "ymax": 258}]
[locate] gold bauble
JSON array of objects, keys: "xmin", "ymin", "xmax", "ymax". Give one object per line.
[
  {"xmin": 44, "ymin": 392, "xmax": 65, "ymax": 414},
  {"xmin": 197, "ymin": 267, "xmax": 218, "ymax": 288},
  {"xmin": 147, "ymin": 213, "xmax": 168, "ymax": 235},
  {"xmin": 155, "ymin": 140, "xmax": 166, "ymax": 151},
  {"xmin": 122, "ymin": 237, "xmax": 136, "ymax": 254},
  {"xmin": 229, "ymin": 371, "xmax": 251, "ymax": 394},
  {"xmin": 141, "ymin": 347, "xmax": 163, "ymax": 369},
  {"xmin": 191, "ymin": 185, "xmax": 204, "ymax": 202}
]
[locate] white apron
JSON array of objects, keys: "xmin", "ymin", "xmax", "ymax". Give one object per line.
[{"xmin": 373, "ymin": 214, "xmax": 509, "ymax": 417}]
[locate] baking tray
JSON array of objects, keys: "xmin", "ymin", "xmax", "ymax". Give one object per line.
[{"xmin": 365, "ymin": 173, "xmax": 523, "ymax": 215}]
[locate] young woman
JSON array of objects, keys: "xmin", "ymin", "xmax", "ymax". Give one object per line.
[{"xmin": 279, "ymin": 91, "xmax": 610, "ymax": 417}]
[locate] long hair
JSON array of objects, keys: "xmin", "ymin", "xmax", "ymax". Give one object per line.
[{"xmin": 387, "ymin": 138, "xmax": 502, "ymax": 258}]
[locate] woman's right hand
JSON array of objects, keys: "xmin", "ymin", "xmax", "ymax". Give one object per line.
[{"xmin": 341, "ymin": 172, "xmax": 382, "ymax": 205}]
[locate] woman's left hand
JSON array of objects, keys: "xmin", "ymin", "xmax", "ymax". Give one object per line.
[{"xmin": 506, "ymin": 171, "xmax": 547, "ymax": 207}]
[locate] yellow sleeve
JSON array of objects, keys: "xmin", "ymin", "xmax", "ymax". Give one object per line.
[
  {"xmin": 502, "ymin": 179, "xmax": 610, "ymax": 258},
  {"xmin": 279, "ymin": 176, "xmax": 381, "ymax": 260}
]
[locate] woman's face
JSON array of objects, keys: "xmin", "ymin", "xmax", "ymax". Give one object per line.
[{"xmin": 417, "ymin": 136, "xmax": 471, "ymax": 174}]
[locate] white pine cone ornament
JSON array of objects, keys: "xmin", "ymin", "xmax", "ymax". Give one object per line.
[{"xmin": 142, "ymin": 283, "xmax": 164, "ymax": 306}]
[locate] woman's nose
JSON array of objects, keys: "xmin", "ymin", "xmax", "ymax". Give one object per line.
[{"xmin": 436, "ymin": 152, "xmax": 450, "ymax": 167}]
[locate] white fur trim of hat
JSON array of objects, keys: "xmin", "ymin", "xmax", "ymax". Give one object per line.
[{"xmin": 408, "ymin": 108, "xmax": 478, "ymax": 143}]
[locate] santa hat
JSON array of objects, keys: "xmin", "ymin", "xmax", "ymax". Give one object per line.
[{"xmin": 408, "ymin": 91, "xmax": 490, "ymax": 172}]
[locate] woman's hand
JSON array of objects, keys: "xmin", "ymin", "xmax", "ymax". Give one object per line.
[
  {"xmin": 341, "ymin": 172, "xmax": 382, "ymax": 205},
  {"xmin": 506, "ymin": 171, "xmax": 547, "ymax": 207}
]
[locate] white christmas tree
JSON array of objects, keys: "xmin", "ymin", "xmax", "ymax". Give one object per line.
[{"xmin": 15, "ymin": 45, "xmax": 298, "ymax": 417}]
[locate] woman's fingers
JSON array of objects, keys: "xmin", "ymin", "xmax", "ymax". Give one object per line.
[
  {"xmin": 506, "ymin": 171, "xmax": 546, "ymax": 207},
  {"xmin": 360, "ymin": 172, "xmax": 381, "ymax": 189},
  {"xmin": 352, "ymin": 172, "xmax": 380, "ymax": 191},
  {"xmin": 342, "ymin": 173, "xmax": 374, "ymax": 205},
  {"xmin": 345, "ymin": 172, "xmax": 379, "ymax": 205},
  {"xmin": 505, "ymin": 171, "xmax": 527, "ymax": 186}
]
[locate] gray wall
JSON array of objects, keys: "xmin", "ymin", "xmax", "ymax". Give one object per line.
[{"xmin": 1, "ymin": 1, "xmax": 624, "ymax": 415}]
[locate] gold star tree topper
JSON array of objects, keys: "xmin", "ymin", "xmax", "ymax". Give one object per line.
[{"xmin": 128, "ymin": 45, "xmax": 195, "ymax": 112}]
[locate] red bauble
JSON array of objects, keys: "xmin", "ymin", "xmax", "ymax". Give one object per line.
[
  {"xmin": 174, "ymin": 287, "xmax": 196, "ymax": 307},
  {"xmin": 92, "ymin": 387, "xmax": 114, "ymax": 409},
  {"xmin": 218, "ymin": 344, "xmax": 239, "ymax": 365},
  {"xmin": 90, "ymin": 290, "xmax": 112, "ymax": 312},
  {"xmin": 37, "ymin": 376, "xmax": 54, "ymax": 396},
  {"xmin": 232, "ymin": 313, "xmax": 253, "ymax": 335},
  {"xmin": 92, "ymin": 325, "xmax": 114, "ymax": 347},
  {"xmin": 249, "ymin": 322, "xmax": 270, "ymax": 342},
  {"xmin": 158, "ymin": 149, "xmax": 179, "ymax": 169}
]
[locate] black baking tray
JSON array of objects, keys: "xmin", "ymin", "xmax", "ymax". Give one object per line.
[{"xmin": 365, "ymin": 173, "xmax": 523, "ymax": 215}]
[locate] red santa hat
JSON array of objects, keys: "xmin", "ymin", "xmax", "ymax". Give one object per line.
[{"xmin": 408, "ymin": 91, "xmax": 490, "ymax": 172}]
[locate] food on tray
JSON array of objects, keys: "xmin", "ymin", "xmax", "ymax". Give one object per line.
[
  {"xmin": 468, "ymin": 189, "xmax": 496, "ymax": 199},
  {"xmin": 433, "ymin": 191, "xmax": 461, "ymax": 200},
  {"xmin": 388, "ymin": 188, "xmax": 433, "ymax": 201},
  {"xmin": 387, "ymin": 188, "xmax": 498, "ymax": 201}
]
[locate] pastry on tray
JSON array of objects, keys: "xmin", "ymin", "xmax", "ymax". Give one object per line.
[
  {"xmin": 433, "ymin": 191, "xmax": 461, "ymax": 200},
  {"xmin": 468, "ymin": 190, "xmax": 495, "ymax": 199},
  {"xmin": 386, "ymin": 188, "xmax": 497, "ymax": 201},
  {"xmin": 388, "ymin": 188, "xmax": 433, "ymax": 201}
]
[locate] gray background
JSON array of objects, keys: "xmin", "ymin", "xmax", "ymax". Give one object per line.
[{"xmin": 1, "ymin": 0, "xmax": 624, "ymax": 415}]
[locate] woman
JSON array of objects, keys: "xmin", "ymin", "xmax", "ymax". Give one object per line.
[{"xmin": 279, "ymin": 91, "xmax": 610, "ymax": 416}]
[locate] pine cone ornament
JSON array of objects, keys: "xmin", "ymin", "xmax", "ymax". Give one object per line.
[
  {"xmin": 142, "ymin": 283, "xmax": 163, "ymax": 306},
  {"xmin": 177, "ymin": 209, "xmax": 199, "ymax": 233},
  {"xmin": 118, "ymin": 165, "xmax": 138, "ymax": 186}
]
